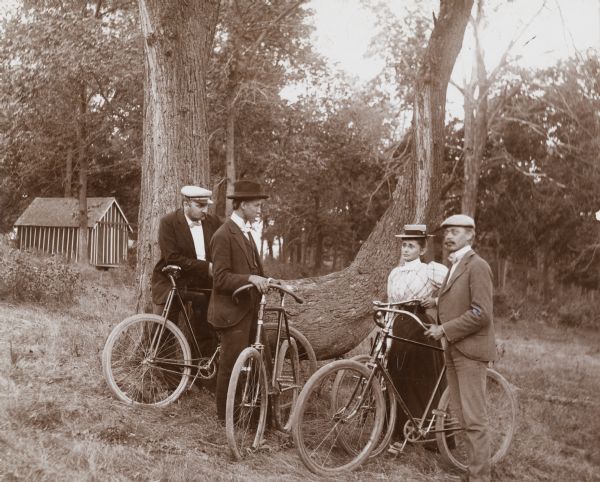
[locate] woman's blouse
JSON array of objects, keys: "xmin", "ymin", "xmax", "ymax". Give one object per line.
[{"xmin": 387, "ymin": 258, "xmax": 448, "ymax": 303}]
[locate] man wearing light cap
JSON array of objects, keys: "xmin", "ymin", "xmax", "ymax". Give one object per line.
[
  {"xmin": 424, "ymin": 214, "xmax": 495, "ymax": 482},
  {"xmin": 151, "ymin": 185, "xmax": 222, "ymax": 360}
]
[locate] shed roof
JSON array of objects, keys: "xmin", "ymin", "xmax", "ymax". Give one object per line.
[{"xmin": 14, "ymin": 197, "xmax": 132, "ymax": 230}]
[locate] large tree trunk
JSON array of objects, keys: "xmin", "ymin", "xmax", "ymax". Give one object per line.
[
  {"xmin": 286, "ymin": 0, "xmax": 474, "ymax": 359},
  {"xmin": 135, "ymin": 0, "xmax": 220, "ymax": 311}
]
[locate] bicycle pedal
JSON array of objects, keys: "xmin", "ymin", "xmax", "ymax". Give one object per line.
[
  {"xmin": 387, "ymin": 442, "xmax": 405, "ymax": 455},
  {"xmin": 432, "ymin": 409, "xmax": 446, "ymax": 417}
]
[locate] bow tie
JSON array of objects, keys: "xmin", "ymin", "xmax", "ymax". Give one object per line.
[
  {"xmin": 241, "ymin": 223, "xmax": 253, "ymax": 234},
  {"xmin": 189, "ymin": 220, "xmax": 202, "ymax": 227},
  {"xmin": 448, "ymin": 253, "xmax": 458, "ymax": 264}
]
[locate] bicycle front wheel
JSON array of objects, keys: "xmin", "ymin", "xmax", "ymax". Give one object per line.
[
  {"xmin": 435, "ymin": 368, "xmax": 518, "ymax": 471},
  {"xmin": 226, "ymin": 347, "xmax": 269, "ymax": 460},
  {"xmin": 291, "ymin": 359, "xmax": 386, "ymax": 476},
  {"xmin": 102, "ymin": 314, "xmax": 192, "ymax": 406},
  {"xmin": 332, "ymin": 354, "xmax": 397, "ymax": 458},
  {"xmin": 272, "ymin": 338, "xmax": 301, "ymax": 432}
]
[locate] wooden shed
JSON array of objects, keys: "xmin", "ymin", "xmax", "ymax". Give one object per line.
[{"xmin": 14, "ymin": 197, "xmax": 133, "ymax": 267}]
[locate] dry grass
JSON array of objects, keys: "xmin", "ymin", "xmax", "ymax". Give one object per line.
[{"xmin": 0, "ymin": 273, "xmax": 599, "ymax": 481}]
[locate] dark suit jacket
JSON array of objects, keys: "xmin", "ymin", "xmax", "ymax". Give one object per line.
[
  {"xmin": 151, "ymin": 209, "xmax": 222, "ymax": 305},
  {"xmin": 208, "ymin": 219, "xmax": 264, "ymax": 329},
  {"xmin": 438, "ymin": 249, "xmax": 496, "ymax": 362}
]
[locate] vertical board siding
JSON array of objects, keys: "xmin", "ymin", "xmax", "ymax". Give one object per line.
[{"xmin": 16, "ymin": 200, "xmax": 129, "ymax": 267}]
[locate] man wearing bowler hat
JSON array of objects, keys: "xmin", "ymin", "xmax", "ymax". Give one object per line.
[
  {"xmin": 208, "ymin": 179, "xmax": 272, "ymax": 421},
  {"xmin": 424, "ymin": 214, "xmax": 496, "ymax": 482},
  {"xmin": 151, "ymin": 185, "xmax": 222, "ymax": 361}
]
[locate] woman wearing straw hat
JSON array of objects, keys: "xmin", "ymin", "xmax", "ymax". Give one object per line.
[{"xmin": 386, "ymin": 224, "xmax": 448, "ymax": 452}]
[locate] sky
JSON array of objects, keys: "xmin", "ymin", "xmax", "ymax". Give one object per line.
[
  {"xmin": 299, "ymin": 0, "xmax": 600, "ymax": 111},
  {"xmin": 307, "ymin": 0, "xmax": 599, "ymax": 81}
]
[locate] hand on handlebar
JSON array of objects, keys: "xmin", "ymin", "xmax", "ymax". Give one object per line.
[
  {"xmin": 424, "ymin": 324, "xmax": 445, "ymax": 341},
  {"xmin": 249, "ymin": 275, "xmax": 270, "ymax": 294},
  {"xmin": 420, "ymin": 296, "xmax": 437, "ymax": 309}
]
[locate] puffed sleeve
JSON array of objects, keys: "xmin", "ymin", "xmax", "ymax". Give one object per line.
[{"xmin": 427, "ymin": 261, "xmax": 448, "ymax": 288}]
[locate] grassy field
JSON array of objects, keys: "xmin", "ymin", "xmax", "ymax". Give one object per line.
[{"xmin": 0, "ymin": 272, "xmax": 599, "ymax": 481}]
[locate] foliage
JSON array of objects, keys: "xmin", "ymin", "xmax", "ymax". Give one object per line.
[
  {"xmin": 0, "ymin": 236, "xmax": 80, "ymax": 306},
  {"xmin": 474, "ymin": 54, "xmax": 600, "ymax": 288},
  {"xmin": 0, "ymin": 0, "xmax": 143, "ymax": 231},
  {"xmin": 557, "ymin": 300, "xmax": 600, "ymax": 330}
]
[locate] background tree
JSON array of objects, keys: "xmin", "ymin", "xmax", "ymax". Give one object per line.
[
  {"xmin": 0, "ymin": 0, "xmax": 143, "ymax": 236},
  {"xmin": 207, "ymin": 0, "xmax": 316, "ymax": 216}
]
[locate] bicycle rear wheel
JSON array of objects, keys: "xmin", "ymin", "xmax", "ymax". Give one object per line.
[
  {"xmin": 102, "ymin": 314, "xmax": 192, "ymax": 406},
  {"xmin": 291, "ymin": 359, "xmax": 386, "ymax": 476},
  {"xmin": 435, "ymin": 368, "xmax": 518, "ymax": 471},
  {"xmin": 332, "ymin": 354, "xmax": 397, "ymax": 458},
  {"xmin": 226, "ymin": 347, "xmax": 269, "ymax": 460},
  {"xmin": 263, "ymin": 322, "xmax": 317, "ymax": 385},
  {"xmin": 272, "ymin": 339, "xmax": 301, "ymax": 432}
]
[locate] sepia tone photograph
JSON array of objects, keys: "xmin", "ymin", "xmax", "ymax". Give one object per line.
[{"xmin": 0, "ymin": 0, "xmax": 598, "ymax": 480}]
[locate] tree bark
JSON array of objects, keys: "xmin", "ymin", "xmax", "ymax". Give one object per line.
[
  {"xmin": 285, "ymin": 0, "xmax": 474, "ymax": 359},
  {"xmin": 135, "ymin": 0, "xmax": 220, "ymax": 311},
  {"xmin": 77, "ymin": 82, "xmax": 88, "ymax": 265},
  {"xmin": 461, "ymin": 1, "xmax": 488, "ymax": 217},
  {"xmin": 64, "ymin": 147, "xmax": 73, "ymax": 197},
  {"xmin": 224, "ymin": 88, "xmax": 236, "ymax": 217}
]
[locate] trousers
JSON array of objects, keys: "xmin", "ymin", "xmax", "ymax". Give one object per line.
[{"xmin": 444, "ymin": 344, "xmax": 490, "ymax": 482}]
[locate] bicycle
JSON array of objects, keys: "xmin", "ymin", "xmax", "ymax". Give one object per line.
[
  {"xmin": 291, "ymin": 299, "xmax": 518, "ymax": 476},
  {"xmin": 102, "ymin": 265, "xmax": 220, "ymax": 406},
  {"xmin": 225, "ymin": 281, "xmax": 317, "ymax": 460}
]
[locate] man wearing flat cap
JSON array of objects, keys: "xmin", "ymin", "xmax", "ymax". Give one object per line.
[
  {"xmin": 208, "ymin": 179, "xmax": 272, "ymax": 421},
  {"xmin": 425, "ymin": 214, "xmax": 495, "ymax": 482},
  {"xmin": 151, "ymin": 185, "xmax": 222, "ymax": 360}
]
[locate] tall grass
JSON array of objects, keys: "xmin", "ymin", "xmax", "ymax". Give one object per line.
[{"xmin": 0, "ymin": 261, "xmax": 598, "ymax": 480}]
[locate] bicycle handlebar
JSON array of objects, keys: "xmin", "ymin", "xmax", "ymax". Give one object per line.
[
  {"xmin": 372, "ymin": 301, "xmax": 431, "ymax": 332},
  {"xmin": 232, "ymin": 282, "xmax": 304, "ymax": 304},
  {"xmin": 373, "ymin": 298, "xmax": 422, "ymax": 308}
]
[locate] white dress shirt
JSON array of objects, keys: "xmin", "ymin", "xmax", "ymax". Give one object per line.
[
  {"xmin": 185, "ymin": 214, "xmax": 206, "ymax": 261},
  {"xmin": 447, "ymin": 244, "xmax": 472, "ymax": 280},
  {"xmin": 387, "ymin": 258, "xmax": 448, "ymax": 303},
  {"xmin": 230, "ymin": 212, "xmax": 253, "ymax": 239}
]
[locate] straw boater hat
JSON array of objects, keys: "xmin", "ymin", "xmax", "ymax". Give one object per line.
[
  {"xmin": 440, "ymin": 214, "xmax": 475, "ymax": 228},
  {"xmin": 181, "ymin": 185, "xmax": 213, "ymax": 204},
  {"xmin": 227, "ymin": 180, "xmax": 269, "ymax": 200},
  {"xmin": 394, "ymin": 224, "xmax": 433, "ymax": 239}
]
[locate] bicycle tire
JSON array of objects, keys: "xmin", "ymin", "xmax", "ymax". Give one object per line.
[
  {"xmin": 332, "ymin": 354, "xmax": 397, "ymax": 458},
  {"xmin": 263, "ymin": 322, "xmax": 317, "ymax": 383},
  {"xmin": 291, "ymin": 359, "xmax": 386, "ymax": 476},
  {"xmin": 272, "ymin": 339, "xmax": 301, "ymax": 432},
  {"xmin": 435, "ymin": 368, "xmax": 518, "ymax": 471},
  {"xmin": 102, "ymin": 314, "xmax": 192, "ymax": 406},
  {"xmin": 226, "ymin": 347, "xmax": 269, "ymax": 460}
]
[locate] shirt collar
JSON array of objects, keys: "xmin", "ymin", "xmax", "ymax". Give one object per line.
[
  {"xmin": 231, "ymin": 212, "xmax": 252, "ymax": 233},
  {"xmin": 184, "ymin": 213, "xmax": 201, "ymax": 227},
  {"xmin": 448, "ymin": 245, "xmax": 471, "ymax": 264},
  {"xmin": 398, "ymin": 258, "xmax": 422, "ymax": 270}
]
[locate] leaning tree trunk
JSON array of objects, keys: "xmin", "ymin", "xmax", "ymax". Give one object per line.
[
  {"xmin": 135, "ymin": 0, "xmax": 220, "ymax": 311},
  {"xmin": 285, "ymin": 0, "xmax": 474, "ymax": 359}
]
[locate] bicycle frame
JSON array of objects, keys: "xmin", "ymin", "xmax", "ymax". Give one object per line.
[
  {"xmin": 148, "ymin": 273, "xmax": 216, "ymax": 378},
  {"xmin": 342, "ymin": 305, "xmax": 457, "ymax": 450},
  {"xmin": 251, "ymin": 289, "xmax": 299, "ymax": 393}
]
